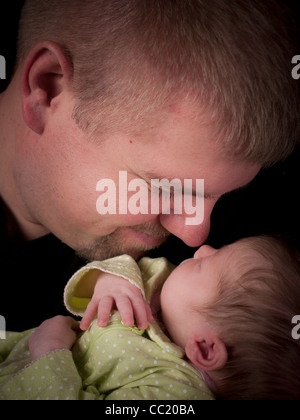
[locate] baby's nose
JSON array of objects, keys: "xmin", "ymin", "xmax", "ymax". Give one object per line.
[{"xmin": 194, "ymin": 245, "xmax": 217, "ymax": 259}]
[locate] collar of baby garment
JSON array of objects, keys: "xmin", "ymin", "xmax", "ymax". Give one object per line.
[
  {"xmin": 196, "ymin": 367, "xmax": 218, "ymax": 395},
  {"xmin": 146, "ymin": 320, "xmax": 185, "ymax": 359},
  {"xmin": 107, "ymin": 309, "xmax": 185, "ymax": 359},
  {"xmin": 84, "ymin": 308, "xmax": 186, "ymax": 360},
  {"xmin": 138, "ymin": 257, "xmax": 185, "ymax": 358}
]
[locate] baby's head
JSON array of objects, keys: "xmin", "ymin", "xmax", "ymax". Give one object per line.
[{"xmin": 160, "ymin": 235, "xmax": 300, "ymax": 400}]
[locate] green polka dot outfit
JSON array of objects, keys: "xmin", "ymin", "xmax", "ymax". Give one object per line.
[{"xmin": 0, "ymin": 255, "xmax": 214, "ymax": 400}]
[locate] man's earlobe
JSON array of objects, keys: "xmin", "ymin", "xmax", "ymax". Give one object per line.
[
  {"xmin": 21, "ymin": 41, "xmax": 73, "ymax": 134},
  {"xmin": 185, "ymin": 334, "xmax": 228, "ymax": 372}
]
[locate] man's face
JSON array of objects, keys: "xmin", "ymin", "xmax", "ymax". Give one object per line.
[{"xmin": 16, "ymin": 93, "xmax": 260, "ymax": 260}]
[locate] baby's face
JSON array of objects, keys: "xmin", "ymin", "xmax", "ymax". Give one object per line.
[{"xmin": 160, "ymin": 243, "xmax": 233, "ymax": 350}]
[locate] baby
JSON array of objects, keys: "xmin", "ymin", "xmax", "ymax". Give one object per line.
[{"xmin": 1, "ymin": 235, "xmax": 300, "ymax": 400}]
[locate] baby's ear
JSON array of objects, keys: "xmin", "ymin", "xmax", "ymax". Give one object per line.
[{"xmin": 185, "ymin": 332, "xmax": 227, "ymax": 372}]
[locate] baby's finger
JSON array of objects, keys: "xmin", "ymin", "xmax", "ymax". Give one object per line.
[
  {"xmin": 81, "ymin": 300, "xmax": 98, "ymax": 331},
  {"xmin": 145, "ymin": 301, "xmax": 155, "ymax": 324},
  {"xmin": 132, "ymin": 298, "xmax": 154, "ymax": 330},
  {"xmin": 115, "ymin": 296, "xmax": 135, "ymax": 328},
  {"xmin": 97, "ymin": 296, "xmax": 114, "ymax": 327}
]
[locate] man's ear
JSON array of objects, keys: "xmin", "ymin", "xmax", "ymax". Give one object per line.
[
  {"xmin": 21, "ymin": 41, "xmax": 73, "ymax": 134},
  {"xmin": 185, "ymin": 333, "xmax": 228, "ymax": 372}
]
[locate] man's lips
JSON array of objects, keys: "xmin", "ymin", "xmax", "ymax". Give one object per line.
[{"xmin": 127, "ymin": 227, "xmax": 169, "ymax": 247}]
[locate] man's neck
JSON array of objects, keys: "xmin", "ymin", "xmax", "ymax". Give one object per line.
[{"xmin": 0, "ymin": 197, "xmax": 43, "ymax": 242}]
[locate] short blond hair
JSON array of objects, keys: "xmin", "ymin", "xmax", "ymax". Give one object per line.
[
  {"xmin": 204, "ymin": 236, "xmax": 300, "ymax": 400},
  {"xmin": 17, "ymin": 0, "xmax": 300, "ymax": 166}
]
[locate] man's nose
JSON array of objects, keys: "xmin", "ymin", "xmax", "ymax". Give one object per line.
[{"xmin": 159, "ymin": 213, "xmax": 211, "ymax": 248}]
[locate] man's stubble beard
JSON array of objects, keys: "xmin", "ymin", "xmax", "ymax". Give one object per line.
[{"xmin": 75, "ymin": 222, "xmax": 170, "ymax": 261}]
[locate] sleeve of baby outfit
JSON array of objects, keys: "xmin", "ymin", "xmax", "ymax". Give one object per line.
[
  {"xmin": 0, "ymin": 350, "xmax": 88, "ymax": 400},
  {"xmin": 64, "ymin": 255, "xmax": 145, "ymax": 317}
]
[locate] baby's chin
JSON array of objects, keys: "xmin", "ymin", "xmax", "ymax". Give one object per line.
[{"xmin": 178, "ymin": 258, "xmax": 194, "ymax": 266}]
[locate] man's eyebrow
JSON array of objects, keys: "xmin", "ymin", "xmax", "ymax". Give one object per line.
[{"xmin": 141, "ymin": 171, "xmax": 218, "ymax": 200}]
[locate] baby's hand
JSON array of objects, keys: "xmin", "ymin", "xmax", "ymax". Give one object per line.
[
  {"xmin": 29, "ymin": 316, "xmax": 80, "ymax": 362},
  {"xmin": 80, "ymin": 273, "xmax": 154, "ymax": 331}
]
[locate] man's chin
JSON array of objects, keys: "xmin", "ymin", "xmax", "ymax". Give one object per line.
[
  {"xmin": 76, "ymin": 244, "xmax": 161, "ymax": 262},
  {"xmin": 74, "ymin": 225, "xmax": 169, "ymax": 261},
  {"xmin": 75, "ymin": 237, "xmax": 166, "ymax": 262}
]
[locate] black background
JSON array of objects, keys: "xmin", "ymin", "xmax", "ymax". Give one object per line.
[{"xmin": 0, "ymin": 0, "xmax": 300, "ymax": 266}]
